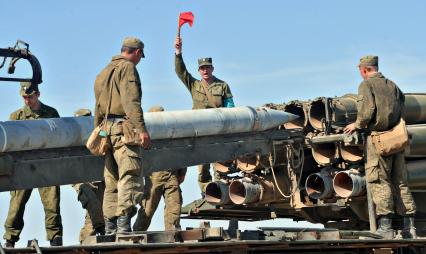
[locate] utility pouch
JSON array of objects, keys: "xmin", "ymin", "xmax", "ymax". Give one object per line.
[
  {"xmin": 371, "ymin": 118, "xmax": 408, "ymax": 156},
  {"xmin": 86, "ymin": 121, "xmax": 110, "ymax": 156},
  {"xmin": 87, "ymin": 61, "xmax": 121, "ymax": 156},
  {"xmin": 122, "ymin": 119, "xmax": 141, "ymax": 145}
]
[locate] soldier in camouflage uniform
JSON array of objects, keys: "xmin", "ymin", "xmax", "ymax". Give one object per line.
[
  {"xmin": 174, "ymin": 36, "xmax": 235, "ymax": 194},
  {"xmin": 73, "ymin": 109, "xmax": 105, "ymax": 243},
  {"xmin": 344, "ymin": 55, "xmax": 416, "ymax": 239},
  {"xmin": 94, "ymin": 37, "xmax": 151, "ymax": 234},
  {"xmin": 3, "ymin": 83, "xmax": 63, "ymax": 247},
  {"xmin": 133, "ymin": 106, "xmax": 187, "ymax": 231}
]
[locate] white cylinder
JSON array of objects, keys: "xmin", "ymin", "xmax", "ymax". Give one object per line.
[
  {"xmin": 0, "ymin": 106, "xmax": 297, "ymax": 152},
  {"xmin": 0, "ymin": 117, "xmax": 92, "ymax": 153},
  {"xmin": 145, "ymin": 106, "xmax": 297, "ymax": 140}
]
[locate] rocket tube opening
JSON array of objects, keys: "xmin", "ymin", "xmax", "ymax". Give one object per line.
[
  {"xmin": 283, "ymin": 104, "xmax": 305, "ymax": 129},
  {"xmin": 205, "ymin": 181, "xmax": 230, "ymax": 205},
  {"xmin": 333, "ymin": 171, "xmax": 365, "ymax": 197},
  {"xmin": 333, "ymin": 171, "xmax": 354, "ymax": 198},
  {"xmin": 311, "ymin": 143, "xmax": 338, "ymax": 165},
  {"xmin": 340, "ymin": 145, "xmax": 363, "ymax": 163},
  {"xmin": 305, "ymin": 173, "xmax": 332, "ymax": 199},
  {"xmin": 309, "ymin": 100, "xmax": 326, "ymax": 130},
  {"xmin": 229, "ymin": 181, "xmax": 247, "ymax": 205}
]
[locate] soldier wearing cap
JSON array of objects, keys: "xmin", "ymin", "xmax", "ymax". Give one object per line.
[
  {"xmin": 133, "ymin": 106, "xmax": 187, "ymax": 231},
  {"xmin": 73, "ymin": 109, "xmax": 105, "ymax": 243},
  {"xmin": 94, "ymin": 36, "xmax": 151, "ymax": 234},
  {"xmin": 3, "ymin": 82, "xmax": 63, "ymax": 247},
  {"xmin": 344, "ymin": 56, "xmax": 416, "ymax": 239},
  {"xmin": 174, "ymin": 36, "xmax": 234, "ymax": 194}
]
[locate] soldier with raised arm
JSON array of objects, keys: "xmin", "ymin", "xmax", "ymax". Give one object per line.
[{"xmin": 174, "ymin": 36, "xmax": 234, "ymax": 194}]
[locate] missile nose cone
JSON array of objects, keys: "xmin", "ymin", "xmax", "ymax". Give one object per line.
[
  {"xmin": 287, "ymin": 112, "xmax": 300, "ymax": 122},
  {"xmin": 258, "ymin": 107, "xmax": 300, "ymax": 131}
]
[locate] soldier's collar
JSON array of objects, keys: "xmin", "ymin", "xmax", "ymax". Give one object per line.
[
  {"xmin": 22, "ymin": 102, "xmax": 46, "ymax": 117},
  {"xmin": 368, "ymin": 72, "xmax": 384, "ymax": 79},
  {"xmin": 112, "ymin": 55, "xmax": 129, "ymax": 62}
]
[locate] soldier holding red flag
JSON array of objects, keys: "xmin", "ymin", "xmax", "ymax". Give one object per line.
[{"xmin": 174, "ymin": 12, "xmax": 235, "ymax": 194}]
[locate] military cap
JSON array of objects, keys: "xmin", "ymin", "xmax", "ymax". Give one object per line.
[
  {"xmin": 359, "ymin": 55, "xmax": 379, "ymax": 67},
  {"xmin": 74, "ymin": 108, "xmax": 92, "ymax": 117},
  {"xmin": 148, "ymin": 106, "xmax": 165, "ymax": 112},
  {"xmin": 20, "ymin": 82, "xmax": 39, "ymax": 96},
  {"xmin": 198, "ymin": 57, "xmax": 213, "ymax": 68},
  {"xmin": 122, "ymin": 37, "xmax": 144, "ymax": 50}
]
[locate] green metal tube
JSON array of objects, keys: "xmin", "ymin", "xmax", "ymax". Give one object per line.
[
  {"xmin": 407, "ymin": 124, "xmax": 426, "ymax": 157},
  {"xmin": 405, "ymin": 93, "xmax": 426, "ymax": 125},
  {"xmin": 407, "ymin": 159, "xmax": 426, "ymax": 190},
  {"xmin": 308, "ymin": 93, "xmax": 426, "ymax": 129}
]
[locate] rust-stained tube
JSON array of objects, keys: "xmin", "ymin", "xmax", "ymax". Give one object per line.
[
  {"xmin": 333, "ymin": 170, "xmax": 366, "ymax": 198},
  {"xmin": 307, "ymin": 98, "xmax": 326, "ymax": 131},
  {"xmin": 228, "ymin": 179, "xmax": 275, "ymax": 205},
  {"xmin": 311, "ymin": 143, "xmax": 339, "ymax": 165},
  {"xmin": 283, "ymin": 101, "xmax": 309, "ymax": 129},
  {"xmin": 205, "ymin": 181, "xmax": 231, "ymax": 205},
  {"xmin": 229, "ymin": 181, "xmax": 261, "ymax": 205},
  {"xmin": 305, "ymin": 171, "xmax": 333, "ymax": 199},
  {"xmin": 340, "ymin": 144, "xmax": 363, "ymax": 163}
]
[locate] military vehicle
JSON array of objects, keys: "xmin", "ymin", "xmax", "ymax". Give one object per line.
[{"xmin": 1, "ymin": 41, "xmax": 426, "ymax": 253}]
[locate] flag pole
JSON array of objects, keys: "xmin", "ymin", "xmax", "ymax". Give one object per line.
[{"xmin": 177, "ymin": 14, "xmax": 181, "ymax": 38}]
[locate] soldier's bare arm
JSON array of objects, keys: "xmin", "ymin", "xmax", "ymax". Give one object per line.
[{"xmin": 175, "ymin": 37, "xmax": 182, "ymax": 55}]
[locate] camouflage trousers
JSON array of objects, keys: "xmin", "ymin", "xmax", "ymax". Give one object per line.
[
  {"xmin": 133, "ymin": 173, "xmax": 182, "ymax": 231},
  {"xmin": 197, "ymin": 164, "xmax": 220, "ymax": 193},
  {"xmin": 103, "ymin": 122, "xmax": 144, "ymax": 219},
  {"xmin": 365, "ymin": 136, "xmax": 416, "ymax": 216},
  {"xmin": 73, "ymin": 181, "xmax": 105, "ymax": 243},
  {"xmin": 3, "ymin": 186, "xmax": 62, "ymax": 242}
]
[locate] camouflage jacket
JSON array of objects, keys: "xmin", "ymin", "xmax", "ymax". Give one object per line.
[
  {"xmin": 175, "ymin": 54, "xmax": 233, "ymax": 109},
  {"xmin": 10, "ymin": 102, "xmax": 59, "ymax": 120},
  {"xmin": 94, "ymin": 55, "xmax": 146, "ymax": 133},
  {"xmin": 354, "ymin": 72, "xmax": 404, "ymax": 132}
]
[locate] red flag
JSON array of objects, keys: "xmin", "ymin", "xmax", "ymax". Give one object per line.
[{"xmin": 178, "ymin": 12, "xmax": 194, "ymax": 29}]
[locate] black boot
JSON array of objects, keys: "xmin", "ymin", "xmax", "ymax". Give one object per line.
[
  {"xmin": 50, "ymin": 236, "xmax": 63, "ymax": 246},
  {"xmin": 95, "ymin": 226, "xmax": 106, "ymax": 236},
  {"xmin": 375, "ymin": 216, "xmax": 394, "ymax": 240},
  {"xmin": 5, "ymin": 240, "xmax": 15, "ymax": 248},
  {"xmin": 105, "ymin": 217, "xmax": 117, "ymax": 235},
  {"xmin": 402, "ymin": 216, "xmax": 417, "ymax": 239},
  {"xmin": 117, "ymin": 214, "xmax": 132, "ymax": 234}
]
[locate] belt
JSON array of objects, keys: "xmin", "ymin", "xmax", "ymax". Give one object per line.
[{"xmin": 107, "ymin": 114, "xmax": 125, "ymax": 119}]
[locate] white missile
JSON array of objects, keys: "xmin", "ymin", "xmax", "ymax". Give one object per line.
[{"xmin": 0, "ymin": 106, "xmax": 298, "ymax": 152}]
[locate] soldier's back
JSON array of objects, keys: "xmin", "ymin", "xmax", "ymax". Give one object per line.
[{"xmin": 364, "ymin": 73, "xmax": 403, "ymax": 131}]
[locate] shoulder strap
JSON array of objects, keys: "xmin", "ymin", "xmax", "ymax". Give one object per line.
[
  {"xmin": 201, "ymin": 79, "xmax": 219, "ymax": 108},
  {"xmin": 100, "ymin": 61, "xmax": 122, "ymax": 125}
]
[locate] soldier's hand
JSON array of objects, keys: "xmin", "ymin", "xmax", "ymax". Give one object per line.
[
  {"xmin": 344, "ymin": 123, "xmax": 357, "ymax": 134},
  {"xmin": 175, "ymin": 36, "xmax": 182, "ymax": 54},
  {"xmin": 140, "ymin": 132, "xmax": 151, "ymax": 149}
]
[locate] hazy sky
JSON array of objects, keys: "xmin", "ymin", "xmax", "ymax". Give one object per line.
[{"xmin": 1, "ymin": 0, "xmax": 426, "ymax": 247}]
